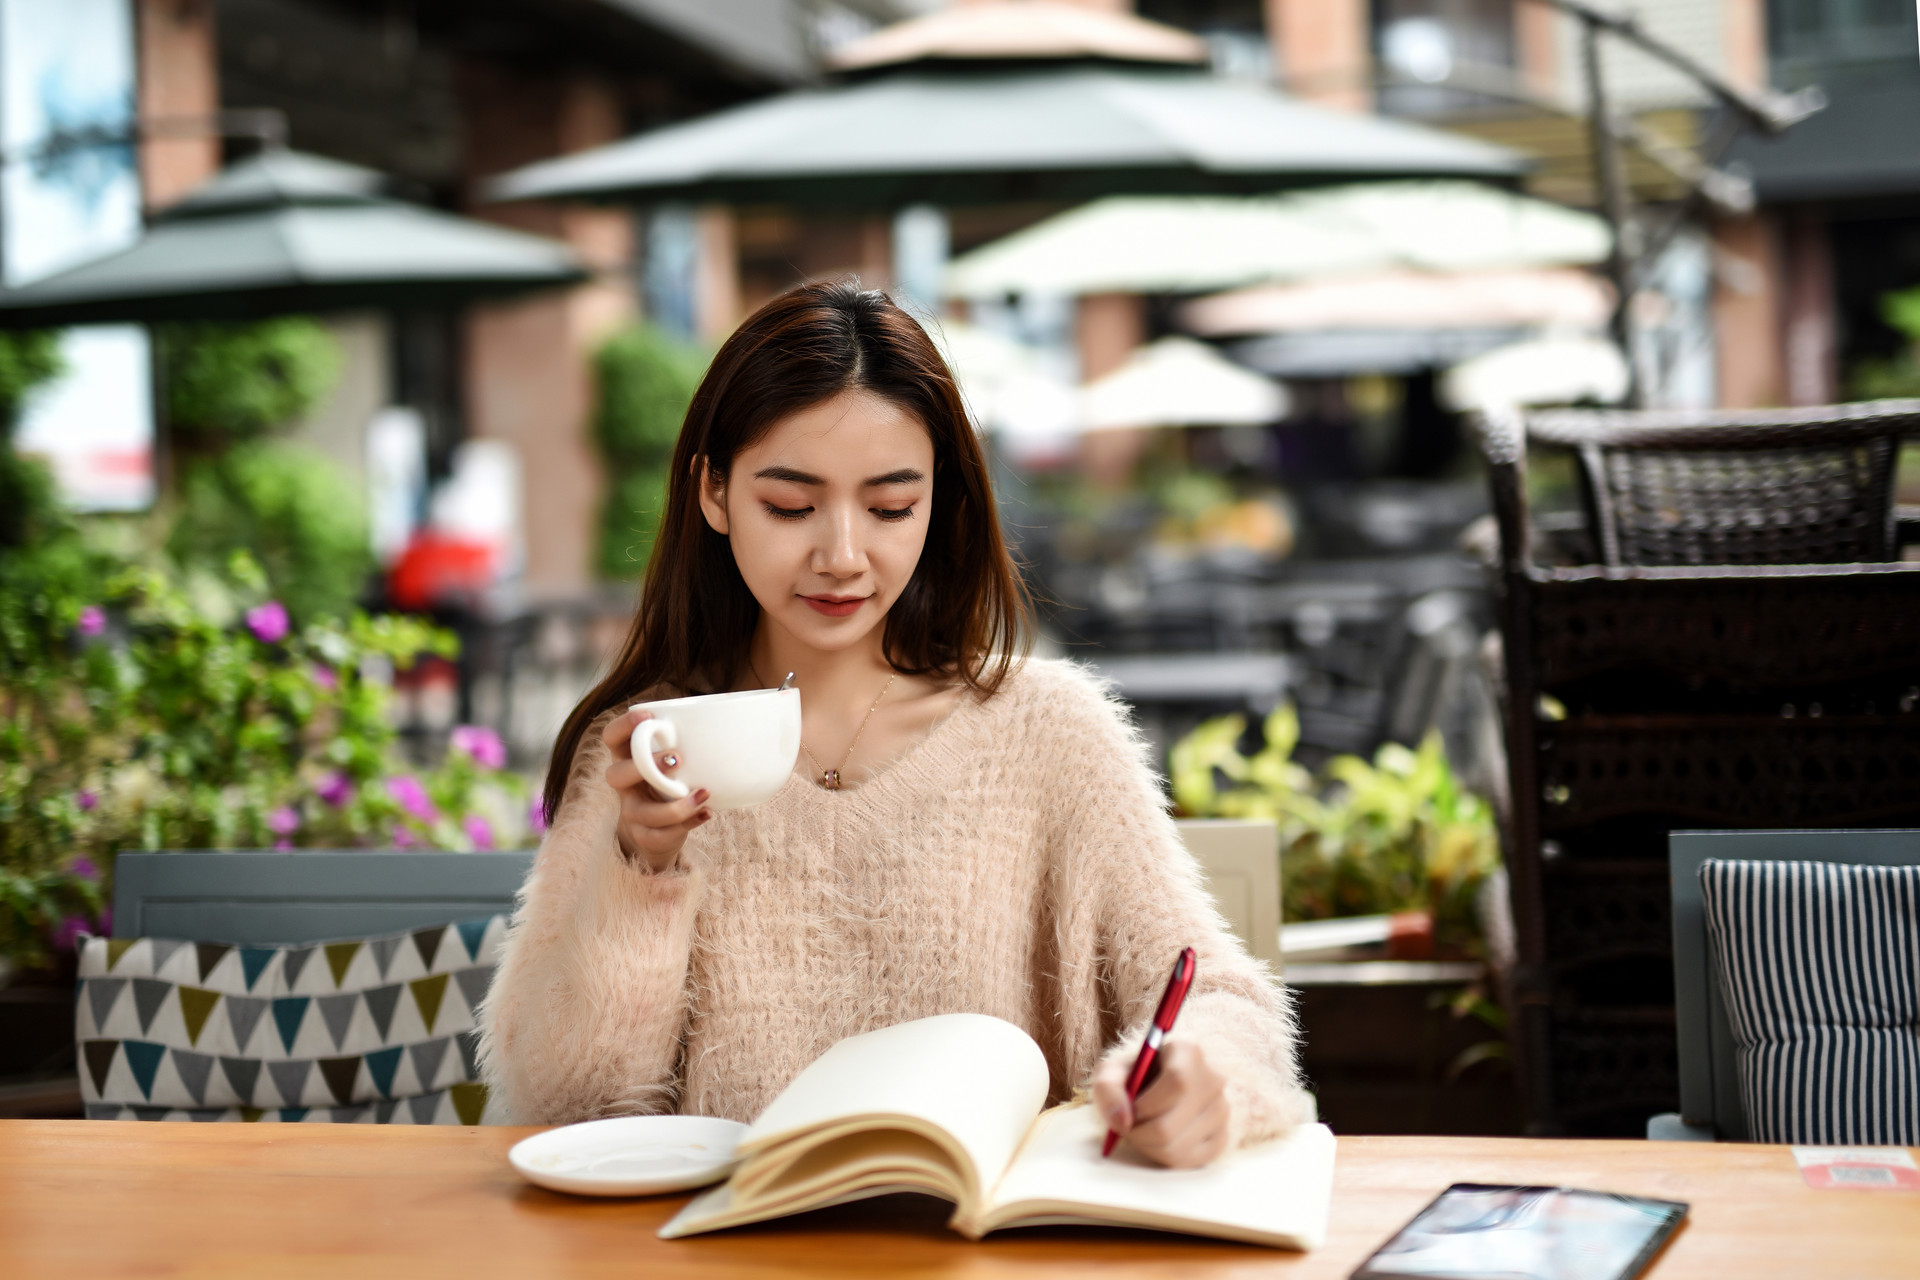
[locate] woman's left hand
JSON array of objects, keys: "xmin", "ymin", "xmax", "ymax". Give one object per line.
[{"xmin": 1091, "ymin": 1040, "xmax": 1230, "ymax": 1169}]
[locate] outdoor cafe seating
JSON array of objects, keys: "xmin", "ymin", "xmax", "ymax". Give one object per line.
[{"xmin": 1473, "ymin": 400, "xmax": 1920, "ymax": 1137}]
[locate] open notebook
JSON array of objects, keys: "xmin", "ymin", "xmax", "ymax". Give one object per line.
[{"xmin": 661, "ymin": 1013, "xmax": 1336, "ymax": 1247}]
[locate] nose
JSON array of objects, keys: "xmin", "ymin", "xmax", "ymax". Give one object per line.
[{"xmin": 812, "ymin": 501, "xmax": 868, "ymax": 580}]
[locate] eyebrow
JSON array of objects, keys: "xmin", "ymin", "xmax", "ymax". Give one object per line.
[{"xmin": 752, "ymin": 465, "xmax": 927, "ymax": 487}]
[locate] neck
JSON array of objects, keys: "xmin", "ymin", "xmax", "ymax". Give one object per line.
[{"xmin": 748, "ymin": 618, "xmax": 893, "ymax": 713}]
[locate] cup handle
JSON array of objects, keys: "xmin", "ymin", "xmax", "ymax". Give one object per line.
[{"xmin": 630, "ymin": 717, "xmax": 690, "ymax": 800}]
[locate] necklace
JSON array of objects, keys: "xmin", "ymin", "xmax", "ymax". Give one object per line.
[{"xmin": 799, "ymin": 672, "xmax": 896, "ymax": 791}]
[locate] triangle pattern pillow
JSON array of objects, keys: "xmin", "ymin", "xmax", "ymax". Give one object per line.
[{"xmin": 75, "ymin": 915, "xmax": 507, "ymax": 1124}]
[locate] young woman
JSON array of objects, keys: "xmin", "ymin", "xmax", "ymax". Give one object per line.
[{"xmin": 479, "ymin": 282, "xmax": 1309, "ymax": 1168}]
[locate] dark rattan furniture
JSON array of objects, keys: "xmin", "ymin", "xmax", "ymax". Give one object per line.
[{"xmin": 1476, "ymin": 401, "xmax": 1920, "ymax": 1135}]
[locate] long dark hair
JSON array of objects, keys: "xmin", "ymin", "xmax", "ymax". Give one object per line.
[{"xmin": 543, "ymin": 280, "xmax": 1034, "ymax": 822}]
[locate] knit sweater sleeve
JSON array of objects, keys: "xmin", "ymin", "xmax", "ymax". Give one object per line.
[
  {"xmin": 1034, "ymin": 662, "xmax": 1314, "ymax": 1147},
  {"xmin": 476, "ymin": 711, "xmax": 703, "ymax": 1124}
]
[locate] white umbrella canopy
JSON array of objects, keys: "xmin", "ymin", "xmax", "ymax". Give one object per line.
[
  {"xmin": 1080, "ymin": 336, "xmax": 1287, "ymax": 430},
  {"xmin": 1439, "ymin": 335, "xmax": 1631, "ymax": 412},
  {"xmin": 1183, "ymin": 267, "xmax": 1614, "ymax": 336},
  {"xmin": 944, "ymin": 181, "xmax": 1609, "ymax": 298}
]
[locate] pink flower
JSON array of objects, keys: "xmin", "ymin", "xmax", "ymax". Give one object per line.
[
  {"xmin": 245, "ymin": 600, "xmax": 289, "ymax": 644},
  {"xmin": 267, "ymin": 806, "xmax": 300, "ymax": 837},
  {"xmin": 450, "ymin": 725, "xmax": 507, "ymax": 770},
  {"xmin": 391, "ymin": 826, "xmax": 422, "ymax": 850},
  {"xmin": 463, "ymin": 814, "xmax": 495, "ymax": 850},
  {"xmin": 528, "ymin": 794, "xmax": 549, "ymax": 836},
  {"xmin": 273, "ymin": 838, "xmax": 293, "ymax": 851},
  {"xmin": 69, "ymin": 856, "xmax": 99, "ymax": 882},
  {"xmin": 77, "ymin": 606, "xmax": 106, "ymax": 638},
  {"xmin": 76, "ymin": 790, "xmax": 98, "ymax": 812},
  {"xmin": 311, "ymin": 663, "xmax": 339, "ymax": 693},
  {"xmin": 387, "ymin": 774, "xmax": 438, "ymax": 823},
  {"xmin": 317, "ymin": 771, "xmax": 352, "ymax": 807}
]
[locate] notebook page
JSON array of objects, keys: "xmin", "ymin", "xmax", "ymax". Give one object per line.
[
  {"xmin": 980, "ymin": 1104, "xmax": 1337, "ymax": 1248},
  {"xmin": 741, "ymin": 1013, "xmax": 1050, "ymax": 1198}
]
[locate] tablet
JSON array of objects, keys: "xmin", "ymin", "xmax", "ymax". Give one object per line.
[{"xmin": 1350, "ymin": 1183, "xmax": 1688, "ymax": 1280}]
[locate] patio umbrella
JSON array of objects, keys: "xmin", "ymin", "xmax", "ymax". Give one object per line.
[
  {"xmin": 945, "ymin": 182, "xmax": 1607, "ymax": 297},
  {"xmin": 485, "ymin": 20, "xmax": 1524, "ymax": 208},
  {"xmin": 1080, "ymin": 336, "xmax": 1286, "ymax": 430},
  {"xmin": 0, "ymin": 149, "xmax": 587, "ymax": 329},
  {"xmin": 1439, "ymin": 335, "xmax": 1630, "ymax": 411},
  {"xmin": 1182, "ymin": 267, "xmax": 1613, "ymax": 336}
]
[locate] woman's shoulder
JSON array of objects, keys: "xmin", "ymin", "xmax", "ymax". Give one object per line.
[{"xmin": 983, "ymin": 657, "xmax": 1137, "ymax": 744}]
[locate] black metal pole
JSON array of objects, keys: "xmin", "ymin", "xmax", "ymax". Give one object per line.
[{"xmin": 1580, "ymin": 17, "xmax": 1641, "ymax": 408}]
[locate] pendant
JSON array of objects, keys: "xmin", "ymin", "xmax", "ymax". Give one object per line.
[{"xmin": 821, "ymin": 768, "xmax": 841, "ymax": 791}]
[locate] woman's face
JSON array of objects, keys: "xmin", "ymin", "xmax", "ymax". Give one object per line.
[{"xmin": 700, "ymin": 388, "xmax": 935, "ymax": 655}]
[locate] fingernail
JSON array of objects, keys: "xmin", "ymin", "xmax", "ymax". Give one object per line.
[{"xmin": 693, "ymin": 789, "xmax": 709, "ymax": 803}]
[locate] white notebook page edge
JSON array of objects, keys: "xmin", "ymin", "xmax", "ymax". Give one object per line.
[
  {"xmin": 741, "ymin": 1013, "xmax": 1050, "ymax": 1199},
  {"xmin": 983, "ymin": 1106, "xmax": 1338, "ymax": 1248}
]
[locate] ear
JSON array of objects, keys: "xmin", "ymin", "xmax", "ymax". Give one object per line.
[{"xmin": 696, "ymin": 455, "xmax": 730, "ymax": 536}]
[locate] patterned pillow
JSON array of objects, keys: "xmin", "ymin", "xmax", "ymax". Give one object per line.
[
  {"xmin": 1700, "ymin": 859, "xmax": 1920, "ymax": 1145},
  {"xmin": 76, "ymin": 915, "xmax": 508, "ymax": 1124}
]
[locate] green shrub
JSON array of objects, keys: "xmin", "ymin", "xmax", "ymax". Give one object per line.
[
  {"xmin": 0, "ymin": 331, "xmax": 66, "ymax": 550},
  {"xmin": 161, "ymin": 318, "xmax": 341, "ymax": 442},
  {"xmin": 167, "ymin": 442, "xmax": 372, "ymax": 624},
  {"xmin": 0, "ymin": 550, "xmax": 531, "ymax": 973},
  {"xmin": 592, "ymin": 324, "xmax": 705, "ymax": 578},
  {"xmin": 1171, "ymin": 706, "xmax": 1499, "ymax": 954}
]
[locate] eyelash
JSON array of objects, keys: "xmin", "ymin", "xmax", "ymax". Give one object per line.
[{"xmin": 763, "ymin": 504, "xmax": 916, "ymax": 522}]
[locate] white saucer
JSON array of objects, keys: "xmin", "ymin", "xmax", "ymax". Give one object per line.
[{"xmin": 509, "ymin": 1115, "xmax": 750, "ymax": 1196}]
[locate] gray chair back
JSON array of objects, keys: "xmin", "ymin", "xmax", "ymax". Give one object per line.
[
  {"xmin": 111, "ymin": 850, "xmax": 536, "ymax": 945},
  {"xmin": 1668, "ymin": 828, "xmax": 1920, "ymax": 1141}
]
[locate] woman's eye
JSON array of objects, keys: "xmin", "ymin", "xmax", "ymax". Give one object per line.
[
  {"xmin": 765, "ymin": 503, "xmax": 812, "ymax": 520},
  {"xmin": 873, "ymin": 506, "xmax": 915, "ymax": 522}
]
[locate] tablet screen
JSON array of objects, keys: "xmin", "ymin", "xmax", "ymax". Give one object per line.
[{"xmin": 1351, "ymin": 1183, "xmax": 1688, "ymax": 1280}]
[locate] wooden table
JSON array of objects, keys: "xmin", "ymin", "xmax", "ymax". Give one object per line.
[{"xmin": 2, "ymin": 1121, "xmax": 1915, "ymax": 1279}]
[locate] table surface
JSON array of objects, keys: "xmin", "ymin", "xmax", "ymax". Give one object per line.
[{"xmin": 2, "ymin": 1121, "xmax": 1916, "ymax": 1279}]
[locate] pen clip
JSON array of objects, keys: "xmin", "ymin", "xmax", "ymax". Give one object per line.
[{"xmin": 1150, "ymin": 947, "xmax": 1196, "ymax": 1032}]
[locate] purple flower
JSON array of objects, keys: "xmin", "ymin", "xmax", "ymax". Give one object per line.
[
  {"xmin": 267, "ymin": 806, "xmax": 301, "ymax": 837},
  {"xmin": 273, "ymin": 838, "xmax": 293, "ymax": 851},
  {"xmin": 49, "ymin": 914, "xmax": 93, "ymax": 952},
  {"xmin": 311, "ymin": 663, "xmax": 339, "ymax": 693},
  {"xmin": 77, "ymin": 606, "xmax": 106, "ymax": 638},
  {"xmin": 391, "ymin": 826, "xmax": 422, "ymax": 850},
  {"xmin": 76, "ymin": 790, "xmax": 98, "ymax": 812},
  {"xmin": 245, "ymin": 600, "xmax": 289, "ymax": 644},
  {"xmin": 463, "ymin": 814, "xmax": 495, "ymax": 850},
  {"xmin": 317, "ymin": 771, "xmax": 352, "ymax": 807},
  {"xmin": 450, "ymin": 725, "xmax": 507, "ymax": 770},
  {"xmin": 528, "ymin": 794, "xmax": 549, "ymax": 836},
  {"xmin": 387, "ymin": 774, "xmax": 438, "ymax": 824},
  {"xmin": 69, "ymin": 856, "xmax": 99, "ymax": 882}
]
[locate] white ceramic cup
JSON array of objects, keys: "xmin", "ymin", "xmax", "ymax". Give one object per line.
[{"xmin": 628, "ymin": 686, "xmax": 802, "ymax": 810}]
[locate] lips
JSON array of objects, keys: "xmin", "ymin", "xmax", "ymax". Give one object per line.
[{"xmin": 801, "ymin": 594, "xmax": 867, "ymax": 618}]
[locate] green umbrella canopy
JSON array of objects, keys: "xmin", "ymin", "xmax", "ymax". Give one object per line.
[
  {"xmin": 485, "ymin": 65, "xmax": 1527, "ymax": 209},
  {"xmin": 0, "ymin": 149, "xmax": 588, "ymax": 329}
]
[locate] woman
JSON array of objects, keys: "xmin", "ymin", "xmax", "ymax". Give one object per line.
[{"xmin": 479, "ymin": 282, "xmax": 1309, "ymax": 1168}]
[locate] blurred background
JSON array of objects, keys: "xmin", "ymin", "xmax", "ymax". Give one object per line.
[{"xmin": 5, "ymin": 0, "xmax": 1920, "ymax": 1132}]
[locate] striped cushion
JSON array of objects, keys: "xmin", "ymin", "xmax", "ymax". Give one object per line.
[{"xmin": 1699, "ymin": 859, "xmax": 1920, "ymax": 1145}]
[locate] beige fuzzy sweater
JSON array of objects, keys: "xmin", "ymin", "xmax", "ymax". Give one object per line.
[{"xmin": 479, "ymin": 658, "xmax": 1311, "ymax": 1146}]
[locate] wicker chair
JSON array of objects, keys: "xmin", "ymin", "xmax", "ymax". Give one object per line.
[
  {"xmin": 1526, "ymin": 402, "xmax": 1917, "ymax": 566},
  {"xmin": 1474, "ymin": 401, "xmax": 1920, "ymax": 1136}
]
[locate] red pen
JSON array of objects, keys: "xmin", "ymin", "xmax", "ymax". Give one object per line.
[{"xmin": 1101, "ymin": 946, "xmax": 1197, "ymax": 1158}]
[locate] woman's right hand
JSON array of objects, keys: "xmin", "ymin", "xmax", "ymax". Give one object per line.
[{"xmin": 602, "ymin": 709, "xmax": 711, "ymax": 873}]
